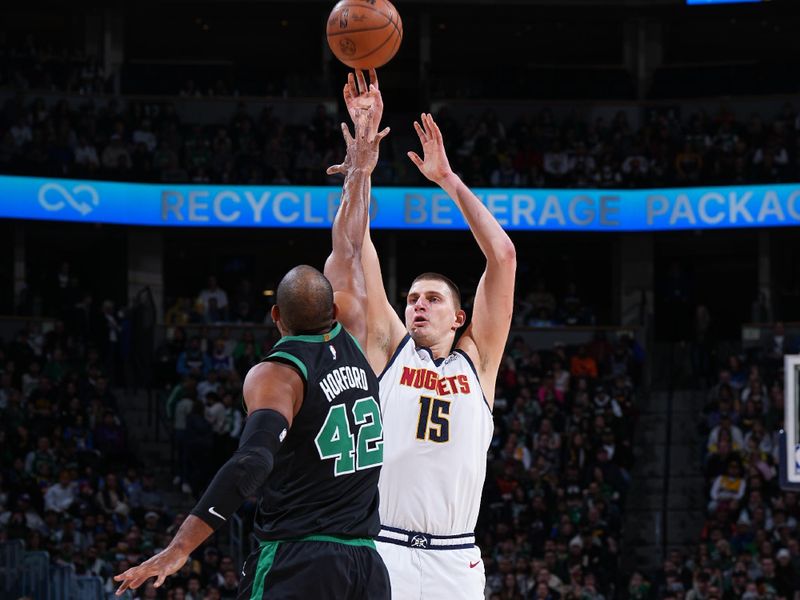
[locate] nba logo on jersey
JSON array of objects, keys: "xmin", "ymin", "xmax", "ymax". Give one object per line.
[
  {"xmin": 329, "ymin": 345, "xmax": 337, "ymax": 360},
  {"xmin": 410, "ymin": 534, "xmax": 429, "ymax": 548}
]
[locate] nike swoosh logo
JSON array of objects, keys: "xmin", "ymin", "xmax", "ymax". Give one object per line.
[
  {"xmin": 208, "ymin": 506, "xmax": 226, "ymax": 521},
  {"xmin": 469, "ymin": 561, "xmax": 480, "ymax": 569}
]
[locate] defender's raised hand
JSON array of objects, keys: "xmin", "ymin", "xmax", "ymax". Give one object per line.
[
  {"xmin": 343, "ymin": 68, "xmax": 383, "ymax": 140},
  {"xmin": 408, "ymin": 113, "xmax": 455, "ymax": 185},
  {"xmin": 326, "ymin": 114, "xmax": 390, "ymax": 176}
]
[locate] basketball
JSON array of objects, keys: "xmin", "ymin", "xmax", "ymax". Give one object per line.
[{"xmin": 326, "ymin": 0, "xmax": 403, "ymax": 70}]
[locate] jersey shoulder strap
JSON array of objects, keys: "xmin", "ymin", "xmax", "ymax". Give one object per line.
[
  {"xmin": 262, "ymin": 322, "xmax": 349, "ymax": 382},
  {"xmin": 263, "ymin": 345, "xmax": 309, "ymax": 382}
]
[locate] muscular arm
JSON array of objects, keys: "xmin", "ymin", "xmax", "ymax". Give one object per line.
[
  {"xmin": 330, "ymin": 68, "xmax": 404, "ymax": 372},
  {"xmin": 115, "ymin": 362, "xmax": 302, "ymax": 594},
  {"xmin": 439, "ymin": 171, "xmax": 516, "ymax": 384},
  {"xmin": 361, "ymin": 182, "xmax": 407, "ymax": 374},
  {"xmin": 408, "ymin": 114, "xmax": 516, "ymax": 406},
  {"xmin": 324, "ymin": 154, "xmax": 372, "ymax": 350}
]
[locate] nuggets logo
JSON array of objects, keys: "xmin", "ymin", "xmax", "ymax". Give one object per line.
[{"xmin": 399, "ymin": 367, "xmax": 470, "ymax": 396}]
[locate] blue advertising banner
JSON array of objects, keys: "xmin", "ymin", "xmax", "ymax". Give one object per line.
[{"xmin": 1, "ymin": 175, "xmax": 800, "ymax": 232}]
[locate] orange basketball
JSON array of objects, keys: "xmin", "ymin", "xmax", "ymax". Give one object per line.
[{"xmin": 326, "ymin": 0, "xmax": 403, "ymax": 70}]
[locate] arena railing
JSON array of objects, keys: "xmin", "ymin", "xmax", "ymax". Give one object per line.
[
  {"xmin": 0, "ymin": 540, "xmax": 25, "ymax": 596},
  {"xmin": 21, "ymin": 550, "xmax": 49, "ymax": 599},
  {"xmin": 75, "ymin": 574, "xmax": 107, "ymax": 600}
]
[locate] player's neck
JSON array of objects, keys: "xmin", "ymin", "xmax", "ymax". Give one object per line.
[{"xmin": 412, "ymin": 334, "xmax": 454, "ymax": 360}]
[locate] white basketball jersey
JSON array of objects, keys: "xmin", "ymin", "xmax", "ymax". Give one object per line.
[{"xmin": 378, "ymin": 335, "xmax": 493, "ymax": 535}]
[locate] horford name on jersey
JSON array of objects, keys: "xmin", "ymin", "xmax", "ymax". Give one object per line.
[{"xmin": 319, "ymin": 366, "xmax": 370, "ymax": 403}]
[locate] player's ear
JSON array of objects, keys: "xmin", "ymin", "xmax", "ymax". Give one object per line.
[
  {"xmin": 271, "ymin": 305, "xmax": 282, "ymax": 332},
  {"xmin": 332, "ymin": 302, "xmax": 340, "ymax": 321},
  {"xmin": 453, "ymin": 309, "xmax": 467, "ymax": 330}
]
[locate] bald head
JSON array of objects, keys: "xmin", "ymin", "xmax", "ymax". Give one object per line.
[{"xmin": 275, "ymin": 265, "xmax": 334, "ymax": 334}]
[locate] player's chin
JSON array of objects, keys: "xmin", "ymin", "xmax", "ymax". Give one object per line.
[{"xmin": 409, "ymin": 328, "xmax": 434, "ymax": 346}]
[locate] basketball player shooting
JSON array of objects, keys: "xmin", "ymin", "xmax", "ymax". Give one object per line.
[
  {"xmin": 114, "ymin": 92, "xmax": 391, "ymax": 600},
  {"xmin": 334, "ymin": 69, "xmax": 517, "ymax": 600}
]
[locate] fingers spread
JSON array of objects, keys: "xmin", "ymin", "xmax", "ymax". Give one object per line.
[
  {"xmin": 347, "ymin": 73, "xmax": 357, "ymax": 100},
  {"xmin": 428, "ymin": 114, "xmax": 443, "ymax": 143},
  {"xmin": 340, "ymin": 122, "xmax": 354, "ymax": 144},
  {"xmin": 407, "ymin": 151, "xmax": 423, "ymax": 168},
  {"xmin": 326, "ymin": 164, "xmax": 344, "ymax": 175},
  {"xmin": 356, "ymin": 69, "xmax": 368, "ymax": 94},
  {"xmin": 413, "ymin": 121, "xmax": 427, "ymax": 142},
  {"xmin": 374, "ymin": 126, "xmax": 391, "ymax": 142}
]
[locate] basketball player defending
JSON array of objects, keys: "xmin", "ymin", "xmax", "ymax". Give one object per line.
[
  {"xmin": 114, "ymin": 100, "xmax": 391, "ymax": 599},
  {"xmin": 335, "ymin": 70, "xmax": 516, "ymax": 599}
]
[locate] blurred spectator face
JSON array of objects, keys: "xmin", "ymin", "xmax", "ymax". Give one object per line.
[
  {"xmin": 695, "ymin": 572, "xmax": 710, "ymax": 594},
  {"xmin": 776, "ymin": 548, "xmax": 791, "ymax": 566},
  {"xmin": 761, "ymin": 557, "xmax": 775, "ymax": 577},
  {"xmin": 514, "ymin": 557, "xmax": 528, "ymax": 573},
  {"xmin": 498, "ymin": 557, "xmax": 512, "ymax": 574},
  {"xmin": 584, "ymin": 572, "xmax": 598, "ymax": 591},
  {"xmin": 537, "ymin": 568, "xmax": 550, "ymax": 585},
  {"xmin": 665, "ymin": 571, "xmax": 683, "ymax": 594},
  {"xmin": 503, "ymin": 573, "xmax": 516, "ymax": 589},
  {"xmin": 533, "ymin": 583, "xmax": 549, "ymax": 599},
  {"xmin": 742, "ymin": 583, "xmax": 758, "ymax": 600},
  {"xmin": 58, "ymin": 470, "xmax": 70, "ymax": 486},
  {"xmin": 731, "ymin": 569, "xmax": 747, "ymax": 587}
]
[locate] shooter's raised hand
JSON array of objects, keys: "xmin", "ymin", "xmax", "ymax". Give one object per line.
[{"xmin": 408, "ymin": 112, "xmax": 455, "ymax": 185}]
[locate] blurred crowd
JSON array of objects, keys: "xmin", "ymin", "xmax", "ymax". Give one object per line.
[
  {"xmin": 0, "ymin": 35, "xmax": 107, "ymax": 96},
  {"xmin": 0, "ymin": 263, "xmax": 251, "ymax": 599},
  {"xmin": 649, "ymin": 328, "xmax": 798, "ymax": 600},
  {"xmin": 480, "ymin": 333, "xmax": 644, "ymax": 599},
  {"xmin": 1, "ymin": 92, "xmax": 799, "ymax": 190}
]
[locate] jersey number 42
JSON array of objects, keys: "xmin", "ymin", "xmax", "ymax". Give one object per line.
[{"xmin": 315, "ymin": 396, "xmax": 383, "ymax": 476}]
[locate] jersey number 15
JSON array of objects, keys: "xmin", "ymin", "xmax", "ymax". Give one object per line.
[{"xmin": 416, "ymin": 396, "xmax": 451, "ymax": 443}]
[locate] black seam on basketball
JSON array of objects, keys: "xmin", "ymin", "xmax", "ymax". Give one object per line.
[
  {"xmin": 331, "ymin": 3, "xmax": 396, "ymax": 22},
  {"xmin": 347, "ymin": 25, "xmax": 399, "ymax": 61},
  {"xmin": 388, "ymin": 15, "xmax": 402, "ymax": 38},
  {"xmin": 387, "ymin": 24, "xmax": 402, "ymax": 58},
  {"xmin": 327, "ymin": 21, "xmax": 394, "ymax": 37}
]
